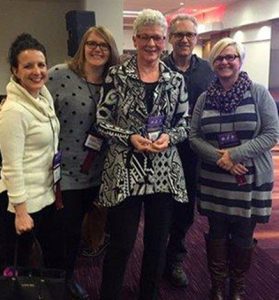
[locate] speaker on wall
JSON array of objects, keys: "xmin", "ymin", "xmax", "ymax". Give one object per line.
[{"xmin": 65, "ymin": 10, "xmax": 96, "ymax": 57}]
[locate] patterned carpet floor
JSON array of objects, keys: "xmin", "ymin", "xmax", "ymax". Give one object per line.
[
  {"xmin": 75, "ymin": 212, "xmax": 279, "ymax": 300},
  {"xmin": 254, "ymin": 149, "xmax": 279, "ymax": 264}
]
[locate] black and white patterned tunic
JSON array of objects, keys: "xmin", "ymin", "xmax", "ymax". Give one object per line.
[{"xmin": 96, "ymin": 56, "xmax": 189, "ymax": 207}]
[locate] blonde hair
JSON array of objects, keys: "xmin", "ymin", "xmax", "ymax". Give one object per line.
[
  {"xmin": 133, "ymin": 9, "xmax": 167, "ymax": 35},
  {"xmin": 209, "ymin": 37, "xmax": 245, "ymax": 68},
  {"xmin": 68, "ymin": 26, "xmax": 120, "ymax": 78}
]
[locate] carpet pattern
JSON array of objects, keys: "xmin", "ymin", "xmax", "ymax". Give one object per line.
[
  {"xmin": 75, "ymin": 213, "xmax": 279, "ymax": 300},
  {"xmin": 254, "ymin": 149, "xmax": 279, "ymax": 264}
]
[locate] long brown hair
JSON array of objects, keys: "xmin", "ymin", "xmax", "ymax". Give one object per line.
[{"xmin": 68, "ymin": 26, "xmax": 120, "ymax": 79}]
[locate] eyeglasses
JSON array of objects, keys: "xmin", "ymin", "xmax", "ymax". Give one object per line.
[
  {"xmin": 214, "ymin": 54, "xmax": 240, "ymax": 63},
  {"xmin": 136, "ymin": 34, "xmax": 166, "ymax": 44},
  {"xmin": 172, "ymin": 31, "xmax": 197, "ymax": 41},
  {"xmin": 85, "ymin": 41, "xmax": 110, "ymax": 52}
]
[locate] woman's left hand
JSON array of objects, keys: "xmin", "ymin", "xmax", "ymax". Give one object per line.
[
  {"xmin": 130, "ymin": 134, "xmax": 152, "ymax": 152},
  {"xmin": 14, "ymin": 202, "xmax": 34, "ymax": 235},
  {"xmin": 217, "ymin": 149, "xmax": 234, "ymax": 171},
  {"xmin": 230, "ymin": 163, "xmax": 248, "ymax": 175},
  {"xmin": 148, "ymin": 133, "xmax": 170, "ymax": 153}
]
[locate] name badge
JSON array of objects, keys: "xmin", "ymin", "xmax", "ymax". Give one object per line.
[
  {"xmin": 146, "ymin": 115, "xmax": 164, "ymax": 142},
  {"xmin": 84, "ymin": 134, "xmax": 103, "ymax": 151},
  {"xmin": 217, "ymin": 131, "xmax": 240, "ymax": 149},
  {"xmin": 52, "ymin": 150, "xmax": 62, "ymax": 184}
]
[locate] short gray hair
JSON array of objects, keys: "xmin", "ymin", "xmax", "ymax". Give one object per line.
[
  {"xmin": 133, "ymin": 9, "xmax": 167, "ymax": 35},
  {"xmin": 169, "ymin": 14, "xmax": 198, "ymax": 35},
  {"xmin": 209, "ymin": 37, "xmax": 246, "ymax": 68}
]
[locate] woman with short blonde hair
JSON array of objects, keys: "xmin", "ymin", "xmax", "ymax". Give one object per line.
[{"xmin": 190, "ymin": 37, "xmax": 279, "ymax": 300}]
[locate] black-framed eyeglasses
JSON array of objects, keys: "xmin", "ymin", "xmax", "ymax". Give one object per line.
[
  {"xmin": 85, "ymin": 41, "xmax": 110, "ymax": 52},
  {"xmin": 136, "ymin": 34, "xmax": 166, "ymax": 43},
  {"xmin": 172, "ymin": 31, "xmax": 197, "ymax": 41},
  {"xmin": 214, "ymin": 54, "xmax": 240, "ymax": 63}
]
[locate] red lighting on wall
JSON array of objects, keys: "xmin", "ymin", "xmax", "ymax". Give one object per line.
[{"xmin": 166, "ymin": 5, "xmax": 226, "ymax": 26}]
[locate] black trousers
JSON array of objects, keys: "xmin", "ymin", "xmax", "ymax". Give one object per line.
[
  {"xmin": 208, "ymin": 216, "xmax": 257, "ymax": 248},
  {"xmin": 5, "ymin": 202, "xmax": 62, "ymax": 268},
  {"xmin": 0, "ymin": 192, "xmax": 8, "ymax": 271},
  {"xmin": 57, "ymin": 187, "xmax": 99, "ymax": 278},
  {"xmin": 167, "ymin": 140, "xmax": 197, "ymax": 264},
  {"xmin": 100, "ymin": 193, "xmax": 173, "ymax": 300}
]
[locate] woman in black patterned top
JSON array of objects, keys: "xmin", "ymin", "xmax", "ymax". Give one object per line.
[
  {"xmin": 190, "ymin": 38, "xmax": 279, "ymax": 300},
  {"xmin": 97, "ymin": 9, "xmax": 189, "ymax": 300}
]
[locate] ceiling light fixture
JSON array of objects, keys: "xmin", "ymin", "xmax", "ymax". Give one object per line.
[
  {"xmin": 123, "ymin": 10, "xmax": 141, "ymax": 18},
  {"xmin": 123, "ymin": 10, "xmax": 140, "ymax": 15}
]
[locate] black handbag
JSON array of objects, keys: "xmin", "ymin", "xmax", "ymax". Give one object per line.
[{"xmin": 0, "ymin": 233, "xmax": 66, "ymax": 300}]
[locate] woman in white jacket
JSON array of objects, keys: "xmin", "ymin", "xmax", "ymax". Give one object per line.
[{"xmin": 0, "ymin": 33, "xmax": 60, "ymax": 268}]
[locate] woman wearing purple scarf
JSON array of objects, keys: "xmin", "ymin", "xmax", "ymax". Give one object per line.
[{"xmin": 190, "ymin": 38, "xmax": 279, "ymax": 300}]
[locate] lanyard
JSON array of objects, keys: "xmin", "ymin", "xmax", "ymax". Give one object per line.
[{"xmin": 81, "ymin": 81, "xmax": 102, "ymax": 174}]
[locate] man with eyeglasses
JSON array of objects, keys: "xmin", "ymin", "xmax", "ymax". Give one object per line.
[{"xmin": 163, "ymin": 14, "xmax": 214, "ymax": 288}]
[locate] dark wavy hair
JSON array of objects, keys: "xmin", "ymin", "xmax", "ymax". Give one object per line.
[{"xmin": 8, "ymin": 33, "xmax": 47, "ymax": 72}]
